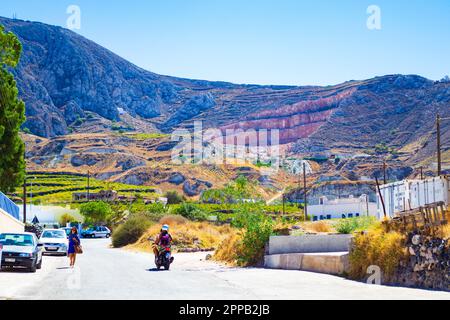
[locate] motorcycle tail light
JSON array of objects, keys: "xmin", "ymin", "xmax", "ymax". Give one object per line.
[{"xmin": 165, "ymin": 247, "xmax": 171, "ymax": 251}]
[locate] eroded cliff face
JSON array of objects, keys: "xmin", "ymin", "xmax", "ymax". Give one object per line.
[{"xmin": 221, "ymin": 90, "xmax": 355, "ymax": 144}]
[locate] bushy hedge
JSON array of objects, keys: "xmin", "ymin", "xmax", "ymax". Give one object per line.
[
  {"xmin": 112, "ymin": 215, "xmax": 152, "ymax": 248},
  {"xmin": 231, "ymin": 204, "xmax": 274, "ymax": 265},
  {"xmin": 335, "ymin": 216, "xmax": 377, "ymax": 234},
  {"xmin": 171, "ymin": 203, "xmax": 208, "ymax": 221}
]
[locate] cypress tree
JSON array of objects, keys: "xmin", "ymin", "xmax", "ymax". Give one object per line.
[{"xmin": 0, "ymin": 25, "xmax": 26, "ymax": 193}]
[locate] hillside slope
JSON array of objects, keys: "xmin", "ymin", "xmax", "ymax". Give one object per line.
[{"xmin": 1, "ymin": 16, "xmax": 449, "ymax": 166}]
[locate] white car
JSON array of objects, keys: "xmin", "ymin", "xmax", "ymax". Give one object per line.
[{"xmin": 39, "ymin": 229, "xmax": 68, "ymax": 256}]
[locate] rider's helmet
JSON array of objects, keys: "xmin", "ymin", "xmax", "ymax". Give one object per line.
[{"xmin": 162, "ymin": 224, "xmax": 169, "ymax": 232}]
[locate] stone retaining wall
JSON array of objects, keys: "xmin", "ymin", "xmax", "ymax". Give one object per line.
[{"xmin": 391, "ymin": 233, "xmax": 449, "ymax": 291}]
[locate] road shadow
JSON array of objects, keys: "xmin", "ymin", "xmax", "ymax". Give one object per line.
[
  {"xmin": 147, "ymin": 268, "xmax": 169, "ymax": 272},
  {"xmin": 0, "ymin": 267, "xmax": 31, "ymax": 273}
]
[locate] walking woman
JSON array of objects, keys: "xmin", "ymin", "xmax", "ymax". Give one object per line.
[{"xmin": 68, "ymin": 227, "xmax": 81, "ymax": 268}]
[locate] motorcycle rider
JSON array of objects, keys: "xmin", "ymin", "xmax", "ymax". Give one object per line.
[{"xmin": 153, "ymin": 224, "xmax": 174, "ymax": 263}]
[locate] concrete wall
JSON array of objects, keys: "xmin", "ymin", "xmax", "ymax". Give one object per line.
[
  {"xmin": 265, "ymin": 252, "xmax": 349, "ymax": 275},
  {"xmin": 268, "ymin": 234, "xmax": 352, "ymax": 255},
  {"xmin": 0, "ymin": 208, "xmax": 24, "ymax": 234}
]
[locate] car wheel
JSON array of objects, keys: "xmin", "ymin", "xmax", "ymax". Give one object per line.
[
  {"xmin": 29, "ymin": 262, "xmax": 37, "ymax": 273},
  {"xmin": 36, "ymin": 258, "xmax": 42, "ymax": 270},
  {"xmin": 106, "ymin": 234, "xmax": 110, "ymax": 238}
]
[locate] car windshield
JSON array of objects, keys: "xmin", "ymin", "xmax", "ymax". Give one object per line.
[
  {"xmin": 42, "ymin": 230, "xmax": 66, "ymax": 239},
  {"xmin": 0, "ymin": 234, "xmax": 34, "ymax": 247}
]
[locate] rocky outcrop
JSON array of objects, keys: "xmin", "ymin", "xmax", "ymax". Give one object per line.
[
  {"xmin": 183, "ymin": 180, "xmax": 211, "ymax": 197},
  {"xmin": 168, "ymin": 173, "xmax": 186, "ymax": 185},
  {"xmin": 70, "ymin": 154, "xmax": 101, "ymax": 167},
  {"xmin": 287, "ymin": 181, "xmax": 377, "ymax": 205}
]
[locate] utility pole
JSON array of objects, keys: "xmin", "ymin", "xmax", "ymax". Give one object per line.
[
  {"xmin": 30, "ymin": 177, "xmax": 35, "ymax": 218},
  {"xmin": 383, "ymin": 160, "xmax": 387, "ymax": 185},
  {"xmin": 303, "ymin": 162, "xmax": 308, "ymax": 221},
  {"xmin": 375, "ymin": 176, "xmax": 387, "ymax": 219},
  {"xmin": 437, "ymin": 114, "xmax": 441, "ymax": 177},
  {"xmin": 22, "ymin": 178, "xmax": 27, "ymax": 224},
  {"xmin": 436, "ymin": 114, "xmax": 450, "ymax": 177},
  {"xmin": 420, "ymin": 166, "xmax": 424, "ymax": 180}
]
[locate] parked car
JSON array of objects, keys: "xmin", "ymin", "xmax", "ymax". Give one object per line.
[
  {"xmin": 60, "ymin": 227, "xmax": 72, "ymax": 237},
  {"xmin": 82, "ymin": 226, "xmax": 111, "ymax": 238},
  {"xmin": 0, "ymin": 232, "xmax": 43, "ymax": 272},
  {"xmin": 39, "ymin": 229, "xmax": 68, "ymax": 256}
]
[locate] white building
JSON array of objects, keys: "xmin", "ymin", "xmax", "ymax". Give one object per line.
[
  {"xmin": 0, "ymin": 192, "xmax": 24, "ymax": 233},
  {"xmin": 309, "ymin": 195, "xmax": 377, "ymax": 221},
  {"xmin": 377, "ymin": 175, "xmax": 450, "ymax": 219}
]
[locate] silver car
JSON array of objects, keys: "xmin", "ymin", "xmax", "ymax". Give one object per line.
[{"xmin": 39, "ymin": 229, "xmax": 69, "ymax": 256}]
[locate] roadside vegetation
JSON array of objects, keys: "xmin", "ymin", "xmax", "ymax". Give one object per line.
[{"xmin": 348, "ymin": 222, "xmax": 407, "ymax": 282}]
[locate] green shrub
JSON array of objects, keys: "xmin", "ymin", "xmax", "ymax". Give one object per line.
[
  {"xmin": 22, "ymin": 127, "xmax": 31, "ymax": 134},
  {"xmin": 165, "ymin": 191, "xmax": 185, "ymax": 205},
  {"xmin": 335, "ymin": 217, "xmax": 377, "ymax": 234},
  {"xmin": 59, "ymin": 213, "xmax": 77, "ymax": 226},
  {"xmin": 172, "ymin": 203, "xmax": 208, "ymax": 221},
  {"xmin": 232, "ymin": 204, "xmax": 274, "ymax": 265},
  {"xmin": 112, "ymin": 215, "xmax": 152, "ymax": 248},
  {"xmin": 80, "ymin": 201, "xmax": 113, "ymax": 225}
]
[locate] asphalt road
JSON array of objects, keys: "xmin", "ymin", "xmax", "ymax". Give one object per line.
[{"xmin": 1, "ymin": 238, "xmax": 449, "ymax": 300}]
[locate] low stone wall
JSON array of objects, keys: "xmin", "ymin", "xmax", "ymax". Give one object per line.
[{"xmin": 391, "ymin": 233, "xmax": 449, "ymax": 291}]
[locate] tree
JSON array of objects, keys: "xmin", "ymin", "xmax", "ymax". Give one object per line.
[
  {"xmin": 164, "ymin": 190, "xmax": 185, "ymax": 205},
  {"xmin": 79, "ymin": 201, "xmax": 113, "ymax": 225},
  {"xmin": 0, "ymin": 25, "xmax": 26, "ymax": 193},
  {"xmin": 59, "ymin": 213, "xmax": 77, "ymax": 227}
]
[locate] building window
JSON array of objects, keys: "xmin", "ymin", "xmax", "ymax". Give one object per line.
[{"xmin": 348, "ymin": 213, "xmax": 353, "ymax": 218}]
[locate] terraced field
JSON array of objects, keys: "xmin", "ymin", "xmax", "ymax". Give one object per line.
[{"xmin": 12, "ymin": 173, "xmax": 160, "ymax": 204}]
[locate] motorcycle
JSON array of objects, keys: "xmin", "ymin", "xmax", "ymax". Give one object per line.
[{"xmin": 155, "ymin": 245, "xmax": 174, "ymax": 270}]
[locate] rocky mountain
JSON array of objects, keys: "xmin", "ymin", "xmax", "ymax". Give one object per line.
[{"xmin": 1, "ymin": 16, "xmax": 449, "ymax": 165}]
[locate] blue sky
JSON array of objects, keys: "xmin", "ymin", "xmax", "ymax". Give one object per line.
[{"xmin": 1, "ymin": 0, "xmax": 449, "ymax": 86}]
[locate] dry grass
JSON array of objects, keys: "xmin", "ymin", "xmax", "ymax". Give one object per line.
[
  {"xmin": 126, "ymin": 216, "xmax": 235, "ymax": 252},
  {"xmin": 213, "ymin": 230, "xmax": 244, "ymax": 265},
  {"xmin": 349, "ymin": 223, "xmax": 407, "ymax": 282},
  {"xmin": 302, "ymin": 220, "xmax": 334, "ymax": 233},
  {"xmin": 438, "ymin": 210, "xmax": 450, "ymax": 239}
]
